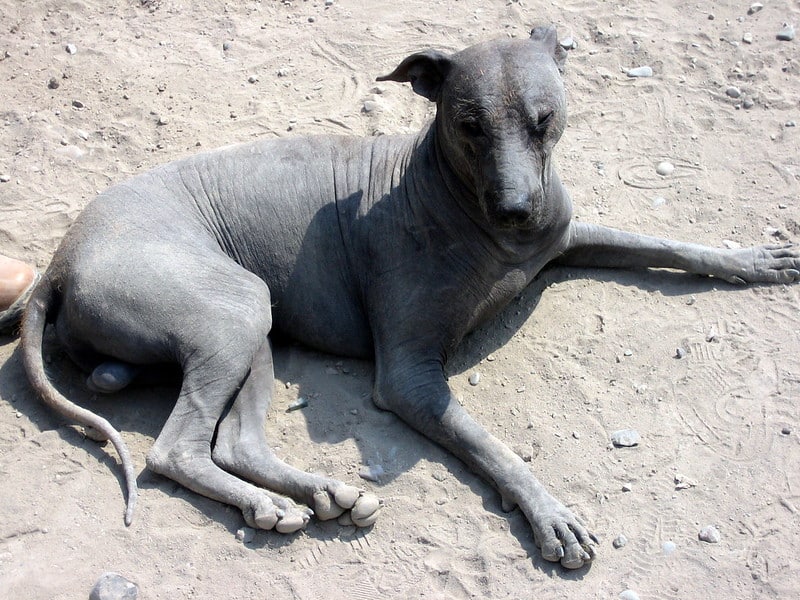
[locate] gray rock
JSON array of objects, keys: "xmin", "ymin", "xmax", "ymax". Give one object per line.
[
  {"xmin": 559, "ymin": 37, "xmax": 577, "ymax": 50},
  {"xmin": 726, "ymin": 86, "xmax": 741, "ymax": 99},
  {"xmin": 675, "ymin": 347, "xmax": 687, "ymax": 359},
  {"xmin": 627, "ymin": 66, "xmax": 653, "ymax": 78},
  {"xmin": 742, "ymin": 32, "xmax": 753, "ymax": 44},
  {"xmin": 47, "ymin": 77, "xmax": 60, "ymax": 89},
  {"xmin": 747, "ymin": 3, "xmax": 763, "ymax": 15},
  {"xmin": 777, "ymin": 24, "xmax": 795, "ymax": 41},
  {"xmin": 235, "ymin": 526, "xmax": 255, "ymax": 543},
  {"xmin": 468, "ymin": 372, "xmax": 481, "ymax": 386},
  {"xmin": 698, "ymin": 525, "xmax": 721, "ymax": 543},
  {"xmin": 612, "ymin": 534, "xmax": 628, "ymax": 548},
  {"xmin": 611, "ymin": 429, "xmax": 640, "ymax": 447},
  {"xmin": 359, "ymin": 463, "xmax": 384, "ymax": 482},
  {"xmin": 65, "ymin": 43, "xmax": 77, "ymax": 55},
  {"xmin": 743, "ymin": 98, "xmax": 755, "ymax": 109},
  {"xmin": 222, "ymin": 41, "xmax": 232, "ymax": 51},
  {"xmin": 89, "ymin": 573, "xmax": 138, "ymax": 600},
  {"xmin": 656, "ymin": 161, "xmax": 674, "ymax": 176}
]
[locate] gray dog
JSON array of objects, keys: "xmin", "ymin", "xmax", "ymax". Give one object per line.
[{"xmin": 20, "ymin": 26, "xmax": 800, "ymax": 569}]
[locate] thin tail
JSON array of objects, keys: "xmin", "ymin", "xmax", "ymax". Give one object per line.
[{"xmin": 20, "ymin": 277, "xmax": 138, "ymax": 525}]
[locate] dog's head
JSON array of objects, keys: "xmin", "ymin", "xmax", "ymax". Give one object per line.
[{"xmin": 378, "ymin": 26, "xmax": 568, "ymax": 229}]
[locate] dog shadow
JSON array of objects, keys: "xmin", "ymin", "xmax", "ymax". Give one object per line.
[{"xmin": 0, "ymin": 264, "xmax": 734, "ymax": 552}]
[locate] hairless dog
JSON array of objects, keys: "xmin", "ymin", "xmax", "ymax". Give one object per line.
[{"xmin": 21, "ymin": 26, "xmax": 800, "ymax": 569}]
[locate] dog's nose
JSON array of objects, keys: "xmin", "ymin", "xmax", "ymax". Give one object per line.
[{"xmin": 492, "ymin": 194, "xmax": 533, "ymax": 226}]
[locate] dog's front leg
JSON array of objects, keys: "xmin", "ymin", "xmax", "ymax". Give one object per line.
[
  {"xmin": 557, "ymin": 221, "xmax": 800, "ymax": 284},
  {"xmin": 373, "ymin": 357, "xmax": 597, "ymax": 569}
]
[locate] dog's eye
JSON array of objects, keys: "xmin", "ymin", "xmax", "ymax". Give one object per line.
[
  {"xmin": 460, "ymin": 119, "xmax": 485, "ymax": 138},
  {"xmin": 530, "ymin": 111, "xmax": 554, "ymax": 136}
]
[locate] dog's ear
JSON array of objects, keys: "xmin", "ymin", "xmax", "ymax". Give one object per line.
[
  {"xmin": 530, "ymin": 24, "xmax": 567, "ymax": 73},
  {"xmin": 376, "ymin": 50, "xmax": 452, "ymax": 102}
]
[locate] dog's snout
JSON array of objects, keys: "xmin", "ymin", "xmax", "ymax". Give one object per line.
[{"xmin": 487, "ymin": 191, "xmax": 535, "ymax": 227}]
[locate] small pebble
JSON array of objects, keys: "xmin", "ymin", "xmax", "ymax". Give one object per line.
[
  {"xmin": 559, "ymin": 37, "xmax": 577, "ymax": 50},
  {"xmin": 662, "ymin": 541, "xmax": 677, "ymax": 555},
  {"xmin": 286, "ymin": 397, "xmax": 308, "ymax": 412},
  {"xmin": 675, "ymin": 347, "xmax": 687, "ymax": 359},
  {"xmin": 0, "ymin": 175, "xmax": 10, "ymax": 183},
  {"xmin": 612, "ymin": 534, "xmax": 628, "ymax": 548},
  {"xmin": 619, "ymin": 590, "xmax": 640, "ymax": 600},
  {"xmin": 235, "ymin": 526, "xmax": 255, "ymax": 543},
  {"xmin": 726, "ymin": 86, "xmax": 741, "ymax": 99},
  {"xmin": 699, "ymin": 525, "xmax": 721, "ymax": 543},
  {"xmin": 742, "ymin": 32, "xmax": 753, "ymax": 44},
  {"xmin": 623, "ymin": 349, "xmax": 633, "ymax": 356},
  {"xmin": 656, "ymin": 161, "xmax": 674, "ymax": 176},
  {"xmin": 743, "ymin": 98, "xmax": 755, "ymax": 109},
  {"xmin": 468, "ymin": 372, "xmax": 481, "ymax": 386},
  {"xmin": 89, "ymin": 573, "xmax": 138, "ymax": 600},
  {"xmin": 777, "ymin": 24, "xmax": 795, "ymax": 42},
  {"xmin": 222, "ymin": 41, "xmax": 232, "ymax": 51},
  {"xmin": 747, "ymin": 3, "xmax": 763, "ymax": 15},
  {"xmin": 627, "ymin": 66, "xmax": 653, "ymax": 78},
  {"xmin": 706, "ymin": 326, "xmax": 718, "ymax": 342},
  {"xmin": 787, "ymin": 121, "xmax": 797, "ymax": 128},
  {"xmin": 611, "ymin": 429, "xmax": 640, "ymax": 447},
  {"xmin": 247, "ymin": 75, "xmax": 258, "ymax": 83},
  {"xmin": 47, "ymin": 77, "xmax": 60, "ymax": 89},
  {"xmin": 325, "ymin": 0, "xmax": 334, "ymax": 5},
  {"xmin": 362, "ymin": 100, "xmax": 378, "ymax": 113},
  {"xmin": 71, "ymin": 99, "xmax": 84, "ymax": 109},
  {"xmin": 65, "ymin": 43, "xmax": 77, "ymax": 55},
  {"xmin": 621, "ymin": 483, "xmax": 633, "ymax": 492},
  {"xmin": 156, "ymin": 115, "xmax": 168, "ymax": 126},
  {"xmin": 359, "ymin": 464, "xmax": 384, "ymax": 482},
  {"xmin": 781, "ymin": 426, "xmax": 792, "ymax": 435}
]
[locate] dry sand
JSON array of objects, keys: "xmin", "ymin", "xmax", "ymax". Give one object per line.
[{"xmin": 1, "ymin": 1, "xmax": 799, "ymax": 598}]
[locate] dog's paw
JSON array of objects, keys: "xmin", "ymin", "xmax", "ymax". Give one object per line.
[
  {"xmin": 246, "ymin": 494, "xmax": 311, "ymax": 533},
  {"xmin": 523, "ymin": 493, "xmax": 598, "ymax": 569},
  {"xmin": 720, "ymin": 244, "xmax": 800, "ymax": 285},
  {"xmin": 312, "ymin": 485, "xmax": 383, "ymax": 527}
]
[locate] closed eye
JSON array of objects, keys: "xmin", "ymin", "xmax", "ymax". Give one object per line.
[
  {"xmin": 528, "ymin": 110, "xmax": 554, "ymax": 137},
  {"xmin": 460, "ymin": 118, "xmax": 485, "ymax": 138}
]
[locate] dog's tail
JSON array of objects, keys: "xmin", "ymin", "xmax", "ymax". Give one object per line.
[{"xmin": 20, "ymin": 275, "xmax": 138, "ymax": 526}]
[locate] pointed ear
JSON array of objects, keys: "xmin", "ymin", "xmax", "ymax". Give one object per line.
[
  {"xmin": 530, "ymin": 24, "xmax": 567, "ymax": 73},
  {"xmin": 376, "ymin": 50, "xmax": 452, "ymax": 102}
]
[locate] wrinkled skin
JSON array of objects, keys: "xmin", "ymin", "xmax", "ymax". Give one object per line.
[{"xmin": 21, "ymin": 26, "xmax": 800, "ymax": 569}]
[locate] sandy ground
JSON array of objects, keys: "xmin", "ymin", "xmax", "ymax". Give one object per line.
[{"xmin": 1, "ymin": 1, "xmax": 799, "ymax": 598}]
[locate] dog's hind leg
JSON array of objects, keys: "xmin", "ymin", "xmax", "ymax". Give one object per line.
[
  {"xmin": 142, "ymin": 267, "xmax": 312, "ymax": 533},
  {"xmin": 212, "ymin": 338, "xmax": 383, "ymax": 527}
]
